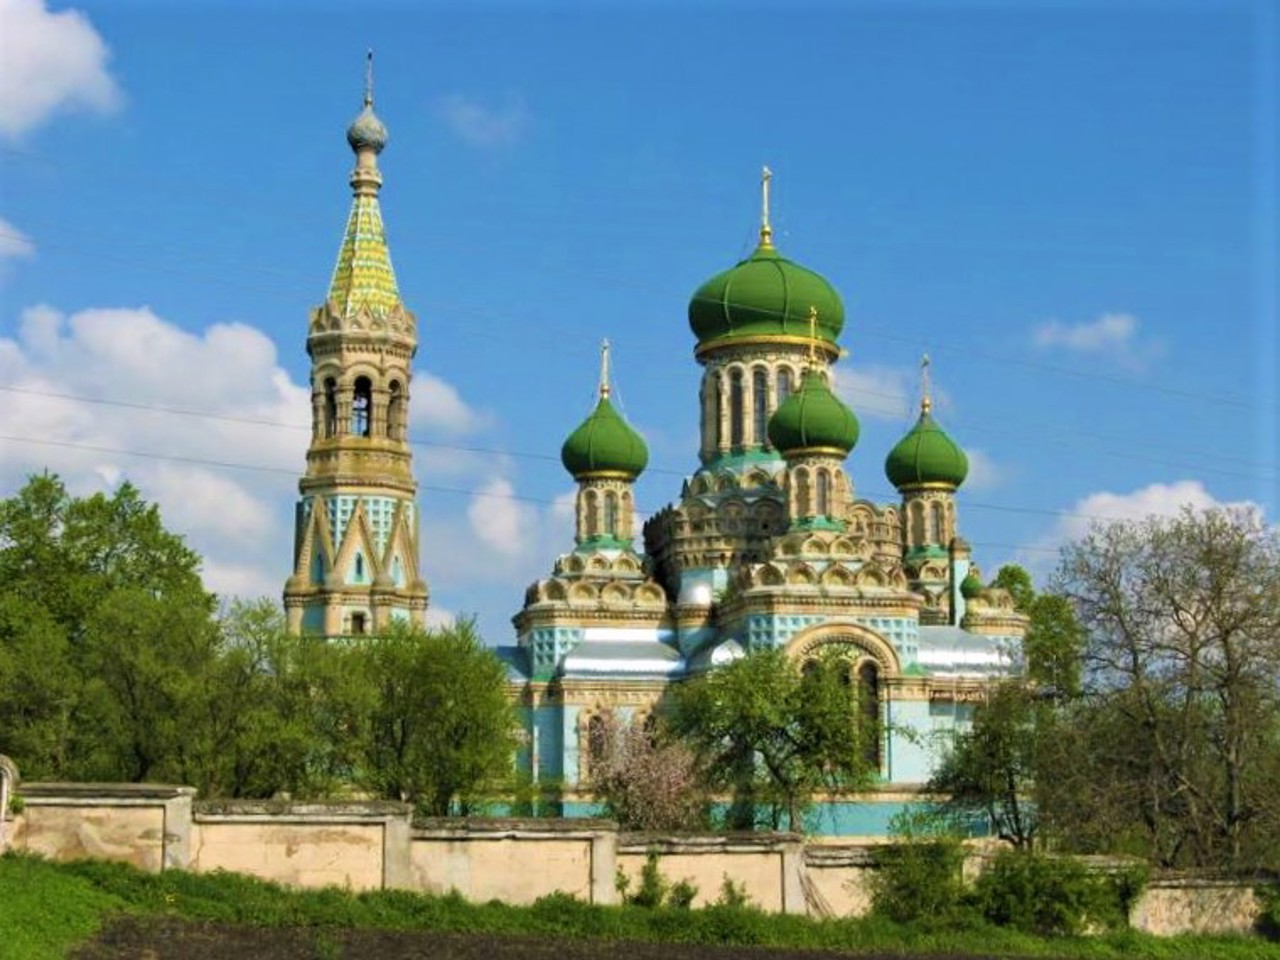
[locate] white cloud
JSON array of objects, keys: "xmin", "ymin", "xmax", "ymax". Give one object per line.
[
  {"xmin": 0, "ymin": 0, "xmax": 121, "ymax": 140},
  {"xmin": 964, "ymin": 448, "xmax": 1003, "ymax": 492},
  {"xmin": 832, "ymin": 364, "xmax": 913, "ymax": 421},
  {"xmin": 412, "ymin": 370, "xmax": 490, "ymax": 435},
  {"xmin": 425, "ymin": 606, "xmax": 456, "ymax": 629},
  {"xmin": 467, "ymin": 477, "xmax": 536, "ymax": 559},
  {"xmin": 0, "ymin": 303, "xmax": 308, "ymax": 600},
  {"xmin": 435, "ymin": 93, "xmax": 529, "ymax": 148},
  {"xmin": 1022, "ymin": 480, "xmax": 1266, "ymax": 577},
  {"xmin": 832, "ymin": 362, "xmax": 953, "ymax": 423},
  {"xmin": 0, "ymin": 218, "xmax": 35, "ymax": 260},
  {"xmin": 1032, "ymin": 312, "xmax": 1161, "ymax": 372}
]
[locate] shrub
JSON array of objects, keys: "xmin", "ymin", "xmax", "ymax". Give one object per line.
[
  {"xmin": 971, "ymin": 851, "xmax": 1141, "ymax": 935},
  {"xmin": 716, "ymin": 875, "xmax": 751, "ymax": 910},
  {"xmin": 869, "ymin": 835, "xmax": 967, "ymax": 925},
  {"xmin": 1258, "ymin": 884, "xmax": 1280, "ymax": 941},
  {"xmin": 668, "ymin": 879, "xmax": 697, "ymax": 909},
  {"xmin": 620, "ymin": 851, "xmax": 698, "ymax": 910}
]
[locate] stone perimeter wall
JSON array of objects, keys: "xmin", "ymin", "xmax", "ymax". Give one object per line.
[{"xmin": 0, "ymin": 779, "xmax": 1267, "ymax": 937}]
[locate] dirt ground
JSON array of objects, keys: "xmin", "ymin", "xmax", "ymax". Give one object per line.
[{"xmin": 72, "ymin": 917, "xmax": 1012, "ymax": 960}]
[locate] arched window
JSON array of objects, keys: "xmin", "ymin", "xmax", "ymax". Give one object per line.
[
  {"xmin": 931, "ymin": 501, "xmax": 946, "ymax": 544},
  {"xmin": 603, "ymin": 492, "xmax": 619, "ymax": 537},
  {"xmin": 816, "ymin": 470, "xmax": 831, "ymax": 517},
  {"xmin": 777, "ymin": 367, "xmax": 793, "ymax": 406},
  {"xmin": 584, "ymin": 490, "xmax": 599, "ymax": 538},
  {"xmin": 352, "ymin": 376, "xmax": 372, "ymax": 437},
  {"xmin": 323, "ymin": 378, "xmax": 337, "ymax": 438},
  {"xmin": 752, "ymin": 367, "xmax": 768, "ymax": 445},
  {"xmin": 388, "ymin": 380, "xmax": 403, "ymax": 441},
  {"xmin": 729, "ymin": 369, "xmax": 744, "ymax": 447},
  {"xmin": 587, "ymin": 714, "xmax": 607, "ymax": 768},
  {"xmin": 795, "ymin": 468, "xmax": 811, "ymax": 518},
  {"xmin": 801, "ymin": 659, "xmax": 820, "ymax": 681},
  {"xmin": 354, "ymin": 552, "xmax": 364, "ymax": 580},
  {"xmin": 712, "ymin": 373, "xmax": 723, "ymax": 449},
  {"xmin": 910, "ymin": 500, "xmax": 926, "ymax": 545},
  {"xmin": 858, "ymin": 662, "xmax": 881, "ymax": 768}
]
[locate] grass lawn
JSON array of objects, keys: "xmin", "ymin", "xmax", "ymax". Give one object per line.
[{"xmin": 2, "ymin": 853, "xmax": 1277, "ymax": 959}]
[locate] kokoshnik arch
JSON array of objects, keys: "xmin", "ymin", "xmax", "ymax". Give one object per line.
[{"xmin": 284, "ymin": 67, "xmax": 1027, "ymax": 835}]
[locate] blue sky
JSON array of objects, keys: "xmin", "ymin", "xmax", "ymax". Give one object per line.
[{"xmin": 1, "ymin": 0, "xmax": 1276, "ymax": 641}]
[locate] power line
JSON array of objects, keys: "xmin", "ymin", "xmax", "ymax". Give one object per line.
[
  {"xmin": 0, "ymin": 220, "xmax": 1272, "ymax": 415},
  {"xmin": 2, "ymin": 377, "xmax": 1275, "ymax": 487},
  {"xmin": 0, "ymin": 429, "xmax": 1195, "ymax": 534}
]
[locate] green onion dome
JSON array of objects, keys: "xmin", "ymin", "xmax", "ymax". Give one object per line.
[
  {"xmin": 347, "ymin": 103, "xmax": 388, "ymax": 154},
  {"xmin": 561, "ymin": 396, "xmax": 649, "ymax": 480},
  {"xmin": 688, "ymin": 241, "xmax": 844, "ymax": 349},
  {"xmin": 884, "ymin": 404, "xmax": 969, "ymax": 489},
  {"xmin": 960, "ymin": 570, "xmax": 984, "ymax": 599},
  {"xmin": 767, "ymin": 369, "xmax": 859, "ymax": 457}
]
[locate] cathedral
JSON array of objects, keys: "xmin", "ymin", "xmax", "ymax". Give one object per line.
[{"xmin": 286, "ymin": 67, "xmax": 1027, "ymax": 835}]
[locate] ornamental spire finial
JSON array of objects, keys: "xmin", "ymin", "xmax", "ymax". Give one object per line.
[
  {"xmin": 364, "ymin": 49, "xmax": 375, "ymax": 108},
  {"xmin": 807, "ymin": 305, "xmax": 819, "ymax": 369},
  {"xmin": 760, "ymin": 166, "xmax": 774, "ymax": 248},
  {"xmin": 920, "ymin": 353, "xmax": 933, "ymax": 414},
  {"xmin": 599, "ymin": 338, "xmax": 611, "ymax": 400}
]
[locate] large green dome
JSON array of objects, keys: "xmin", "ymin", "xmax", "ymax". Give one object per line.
[
  {"xmin": 689, "ymin": 241, "xmax": 844, "ymax": 348},
  {"xmin": 767, "ymin": 369, "xmax": 859, "ymax": 457},
  {"xmin": 561, "ymin": 397, "xmax": 649, "ymax": 480},
  {"xmin": 884, "ymin": 406, "xmax": 969, "ymax": 489}
]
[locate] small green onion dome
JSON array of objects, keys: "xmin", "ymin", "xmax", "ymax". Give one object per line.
[
  {"xmin": 347, "ymin": 103, "xmax": 388, "ymax": 154},
  {"xmin": 767, "ymin": 369, "xmax": 859, "ymax": 457},
  {"xmin": 561, "ymin": 396, "xmax": 649, "ymax": 480},
  {"xmin": 884, "ymin": 405, "xmax": 969, "ymax": 489},
  {"xmin": 689, "ymin": 241, "xmax": 844, "ymax": 348},
  {"xmin": 960, "ymin": 570, "xmax": 984, "ymax": 599}
]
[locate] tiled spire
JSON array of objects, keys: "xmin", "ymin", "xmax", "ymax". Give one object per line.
[{"xmin": 327, "ymin": 51, "xmax": 400, "ymax": 318}]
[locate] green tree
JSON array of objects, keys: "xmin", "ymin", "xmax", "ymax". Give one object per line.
[
  {"xmin": 0, "ymin": 475, "xmax": 215, "ymax": 781},
  {"xmin": 990, "ymin": 564, "xmax": 1085, "ymax": 696},
  {"xmin": 1053, "ymin": 507, "xmax": 1280, "ymax": 871},
  {"xmin": 669, "ymin": 648, "xmax": 874, "ymax": 831},
  {"xmin": 349, "ymin": 619, "xmax": 518, "ymax": 816},
  {"xmin": 929, "ymin": 681, "xmax": 1042, "ymax": 849},
  {"xmin": 189, "ymin": 600, "xmax": 359, "ymax": 800}
]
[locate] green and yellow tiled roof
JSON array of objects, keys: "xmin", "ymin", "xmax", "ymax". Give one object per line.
[{"xmin": 327, "ymin": 193, "xmax": 401, "ymax": 318}]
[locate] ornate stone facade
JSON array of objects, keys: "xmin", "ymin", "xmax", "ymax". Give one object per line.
[
  {"xmin": 499, "ymin": 174, "xmax": 1027, "ymax": 834},
  {"xmin": 283, "ymin": 61, "xmax": 428, "ymax": 635}
]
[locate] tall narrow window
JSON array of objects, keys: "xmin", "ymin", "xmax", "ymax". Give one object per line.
[
  {"xmin": 587, "ymin": 715, "xmax": 607, "ymax": 768},
  {"xmin": 729, "ymin": 370, "xmax": 744, "ymax": 447},
  {"xmin": 324, "ymin": 378, "xmax": 337, "ymax": 438},
  {"xmin": 584, "ymin": 490, "xmax": 599, "ymax": 538},
  {"xmin": 603, "ymin": 492, "xmax": 619, "ymax": 537},
  {"xmin": 752, "ymin": 368, "xmax": 768, "ymax": 445},
  {"xmin": 777, "ymin": 367, "xmax": 793, "ymax": 406},
  {"xmin": 352, "ymin": 376, "xmax": 372, "ymax": 437},
  {"xmin": 795, "ymin": 468, "xmax": 811, "ymax": 518},
  {"xmin": 816, "ymin": 470, "xmax": 831, "ymax": 517},
  {"xmin": 931, "ymin": 501, "xmax": 946, "ymax": 544},
  {"xmin": 388, "ymin": 380, "xmax": 403, "ymax": 441},
  {"xmin": 910, "ymin": 500, "xmax": 926, "ymax": 545},
  {"xmin": 712, "ymin": 373, "xmax": 724, "ymax": 449},
  {"xmin": 354, "ymin": 553, "xmax": 364, "ymax": 580},
  {"xmin": 858, "ymin": 662, "xmax": 881, "ymax": 768},
  {"xmin": 351, "ymin": 612, "xmax": 367, "ymax": 636}
]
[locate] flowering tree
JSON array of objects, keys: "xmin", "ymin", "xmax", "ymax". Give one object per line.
[{"xmin": 588, "ymin": 710, "xmax": 708, "ymax": 832}]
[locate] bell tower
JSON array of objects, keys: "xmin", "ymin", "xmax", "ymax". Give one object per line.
[{"xmin": 284, "ymin": 53, "xmax": 429, "ymax": 635}]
